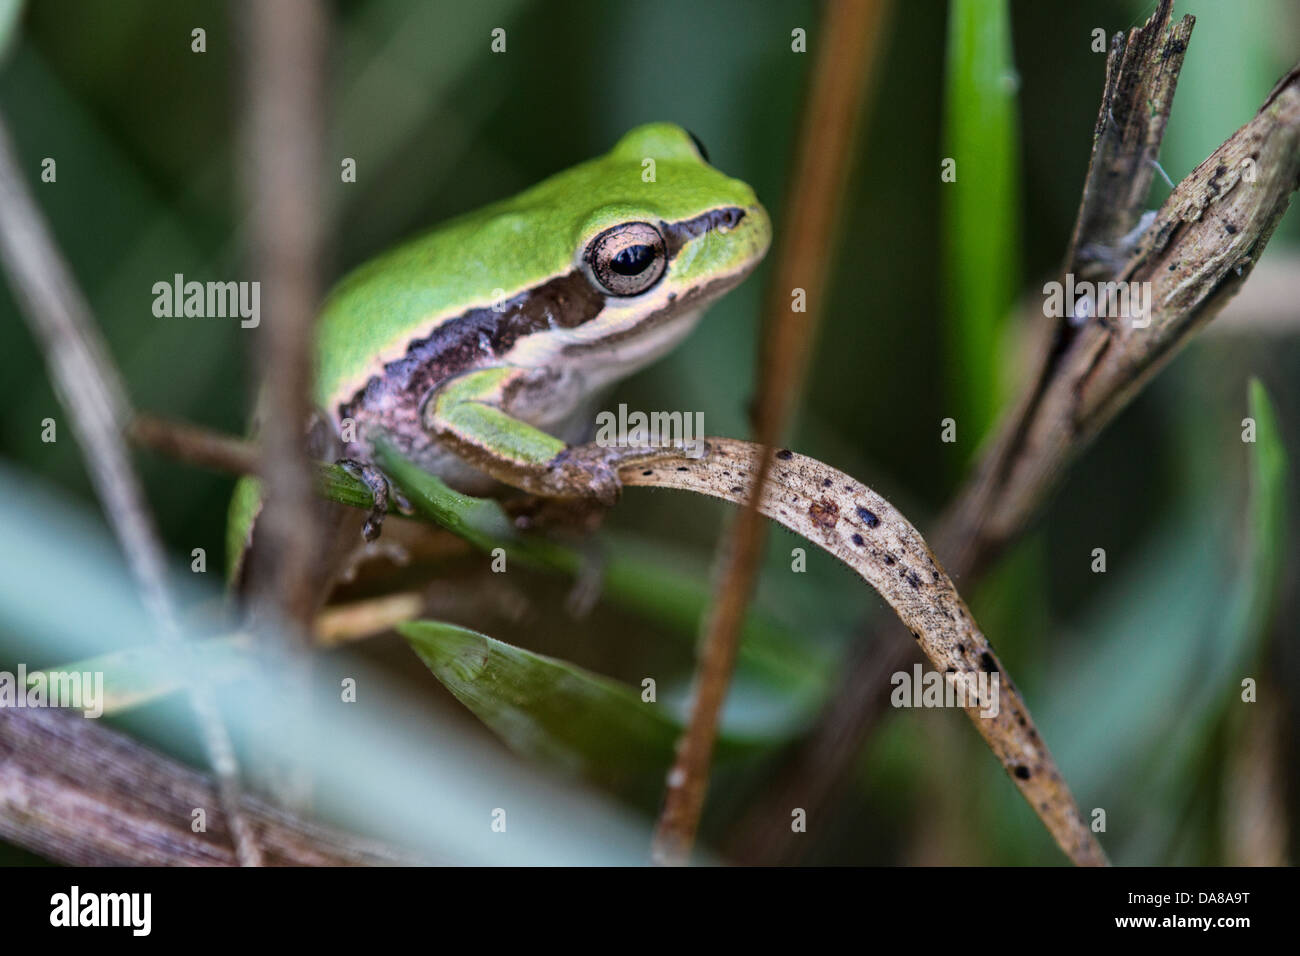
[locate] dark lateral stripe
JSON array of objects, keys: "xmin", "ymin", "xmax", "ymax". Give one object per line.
[
  {"xmin": 337, "ymin": 271, "xmax": 604, "ymax": 427},
  {"xmin": 662, "ymin": 207, "xmax": 746, "ymax": 258}
]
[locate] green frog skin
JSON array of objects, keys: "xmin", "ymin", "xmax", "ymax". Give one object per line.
[{"xmin": 228, "ymin": 123, "xmax": 770, "ymax": 582}]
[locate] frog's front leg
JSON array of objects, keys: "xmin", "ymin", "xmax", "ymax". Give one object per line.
[{"xmin": 423, "ymin": 366, "xmax": 623, "ymax": 505}]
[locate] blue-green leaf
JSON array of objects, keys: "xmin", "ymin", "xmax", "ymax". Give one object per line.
[
  {"xmin": 0, "ymin": 0, "xmax": 23, "ymax": 65},
  {"xmin": 27, "ymin": 636, "xmax": 255, "ymax": 716}
]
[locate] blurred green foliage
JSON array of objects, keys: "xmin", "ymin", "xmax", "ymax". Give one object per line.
[
  {"xmin": 0, "ymin": 0, "xmax": 22, "ymax": 64},
  {"xmin": 942, "ymin": 0, "xmax": 1020, "ymax": 452},
  {"xmin": 0, "ymin": 0, "xmax": 1296, "ymax": 865}
]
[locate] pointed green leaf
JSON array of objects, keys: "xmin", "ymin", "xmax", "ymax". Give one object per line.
[
  {"xmin": 401, "ymin": 620, "xmax": 758, "ymax": 802},
  {"xmin": 943, "ymin": 0, "xmax": 1021, "ymax": 451}
]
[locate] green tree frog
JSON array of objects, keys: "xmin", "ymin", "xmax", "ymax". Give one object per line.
[{"xmin": 228, "ymin": 123, "xmax": 770, "ymax": 586}]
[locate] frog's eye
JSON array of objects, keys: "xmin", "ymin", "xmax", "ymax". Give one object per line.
[{"xmin": 586, "ymin": 221, "xmax": 667, "ymax": 296}]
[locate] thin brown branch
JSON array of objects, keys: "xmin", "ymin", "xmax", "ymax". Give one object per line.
[
  {"xmin": 240, "ymin": 0, "xmax": 328, "ymax": 636},
  {"xmin": 1222, "ymin": 691, "xmax": 1288, "ymax": 866},
  {"xmin": 0, "ymin": 709, "xmax": 413, "ymax": 866},
  {"xmin": 315, "ymin": 592, "xmax": 426, "ymax": 646},
  {"xmin": 0, "ymin": 113, "xmax": 264, "ymax": 866},
  {"xmin": 650, "ymin": 0, "xmax": 891, "ymax": 867},
  {"xmin": 237, "ymin": 0, "xmax": 329, "ymax": 822},
  {"xmin": 620, "ymin": 440, "xmax": 1105, "ymax": 865},
  {"xmin": 130, "ymin": 412, "xmax": 262, "ymax": 476},
  {"xmin": 953, "ymin": 0, "xmax": 1198, "ymax": 578}
]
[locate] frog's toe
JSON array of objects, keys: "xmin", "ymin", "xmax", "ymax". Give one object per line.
[
  {"xmin": 588, "ymin": 464, "xmax": 621, "ymax": 507},
  {"xmin": 338, "ymin": 458, "xmax": 392, "ymax": 542},
  {"xmin": 547, "ymin": 446, "xmax": 623, "ymax": 506}
]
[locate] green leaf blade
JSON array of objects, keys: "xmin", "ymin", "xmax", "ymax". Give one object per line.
[
  {"xmin": 942, "ymin": 0, "xmax": 1021, "ymax": 451},
  {"xmin": 401, "ymin": 619, "xmax": 683, "ymax": 794}
]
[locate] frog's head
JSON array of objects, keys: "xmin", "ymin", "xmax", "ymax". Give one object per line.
[
  {"xmin": 314, "ymin": 123, "xmax": 770, "ymax": 409},
  {"xmin": 577, "ymin": 123, "xmax": 770, "ymax": 299},
  {"xmin": 502, "ymin": 122, "xmax": 771, "ymax": 370}
]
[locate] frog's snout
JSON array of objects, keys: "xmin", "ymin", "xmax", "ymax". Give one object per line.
[{"xmin": 724, "ymin": 200, "xmax": 771, "ymax": 269}]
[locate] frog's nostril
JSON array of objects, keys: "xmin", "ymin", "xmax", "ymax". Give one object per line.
[{"xmin": 717, "ymin": 207, "xmax": 745, "ymax": 232}]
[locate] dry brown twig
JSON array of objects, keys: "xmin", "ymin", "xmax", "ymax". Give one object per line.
[
  {"xmin": 240, "ymin": 0, "xmax": 329, "ymax": 638},
  {"xmin": 651, "ymin": 0, "xmax": 892, "ymax": 867},
  {"xmin": 232, "ymin": 0, "xmax": 331, "ymax": 823},
  {"xmin": 131, "ymin": 412, "xmax": 262, "ymax": 476},
  {"xmin": 732, "ymin": 3, "xmax": 1300, "ymax": 862},
  {"xmin": 0, "ymin": 709, "xmax": 413, "ymax": 866}
]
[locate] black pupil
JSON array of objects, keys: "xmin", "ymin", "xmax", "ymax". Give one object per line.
[{"xmin": 610, "ymin": 244, "xmax": 654, "ymax": 276}]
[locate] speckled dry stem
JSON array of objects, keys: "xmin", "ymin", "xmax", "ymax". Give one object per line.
[{"xmin": 618, "ymin": 439, "xmax": 1106, "ymax": 866}]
